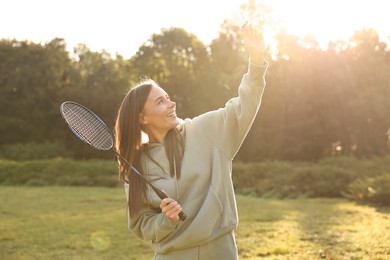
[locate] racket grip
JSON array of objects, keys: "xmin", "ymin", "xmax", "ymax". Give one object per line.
[
  {"xmin": 154, "ymin": 187, "xmax": 187, "ymax": 221},
  {"xmin": 178, "ymin": 211, "xmax": 187, "ymax": 221}
]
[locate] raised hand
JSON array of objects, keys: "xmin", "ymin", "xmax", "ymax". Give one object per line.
[{"xmin": 242, "ymin": 24, "xmax": 265, "ymax": 65}]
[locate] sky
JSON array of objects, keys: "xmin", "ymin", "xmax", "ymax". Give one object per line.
[{"xmin": 1, "ymin": 0, "xmax": 389, "ymax": 59}]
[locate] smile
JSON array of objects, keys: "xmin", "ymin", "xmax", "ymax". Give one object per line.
[{"xmin": 167, "ymin": 110, "xmax": 176, "ymax": 118}]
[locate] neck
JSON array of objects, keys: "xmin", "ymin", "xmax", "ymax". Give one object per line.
[{"xmin": 147, "ymin": 130, "xmax": 167, "ymax": 144}]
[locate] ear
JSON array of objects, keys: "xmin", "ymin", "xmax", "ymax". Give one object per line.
[{"xmin": 139, "ymin": 112, "xmax": 148, "ymax": 125}]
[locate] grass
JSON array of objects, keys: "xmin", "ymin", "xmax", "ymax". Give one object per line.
[
  {"xmin": 236, "ymin": 196, "xmax": 390, "ymax": 259},
  {"xmin": 1, "ymin": 187, "xmax": 389, "ymax": 259}
]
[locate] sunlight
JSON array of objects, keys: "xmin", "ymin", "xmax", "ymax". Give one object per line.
[
  {"xmin": 267, "ymin": 0, "xmax": 388, "ymax": 49},
  {"xmin": 1, "ymin": 0, "xmax": 388, "ymax": 58}
]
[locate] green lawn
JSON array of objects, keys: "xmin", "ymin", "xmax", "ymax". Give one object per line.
[{"xmin": 1, "ymin": 187, "xmax": 389, "ymax": 259}]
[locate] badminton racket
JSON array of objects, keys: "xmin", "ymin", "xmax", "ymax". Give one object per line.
[{"xmin": 60, "ymin": 101, "xmax": 187, "ymax": 221}]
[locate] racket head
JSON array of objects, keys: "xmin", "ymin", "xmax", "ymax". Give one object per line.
[
  {"xmin": 60, "ymin": 101, "xmax": 114, "ymax": 151},
  {"xmin": 227, "ymin": 9, "xmax": 248, "ymax": 29}
]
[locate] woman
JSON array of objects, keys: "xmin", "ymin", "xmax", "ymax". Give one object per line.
[{"xmin": 114, "ymin": 25, "xmax": 268, "ymax": 259}]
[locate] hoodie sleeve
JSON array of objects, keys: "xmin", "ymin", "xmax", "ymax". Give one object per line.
[
  {"xmin": 124, "ymin": 184, "xmax": 178, "ymax": 242},
  {"xmin": 193, "ymin": 60, "xmax": 268, "ymax": 159}
]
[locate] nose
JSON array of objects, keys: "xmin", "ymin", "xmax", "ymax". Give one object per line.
[{"xmin": 168, "ymin": 100, "xmax": 176, "ymax": 108}]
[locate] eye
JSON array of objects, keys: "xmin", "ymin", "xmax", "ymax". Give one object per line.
[{"xmin": 166, "ymin": 95, "xmax": 170, "ymax": 101}]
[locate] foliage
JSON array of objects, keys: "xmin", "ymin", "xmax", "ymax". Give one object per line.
[
  {"xmin": 232, "ymin": 156, "xmax": 390, "ymax": 203},
  {"xmin": 1, "ymin": 13, "xmax": 390, "ymax": 161},
  {"xmin": 0, "ymin": 38, "xmax": 73, "ymax": 144},
  {"xmin": 344, "ymin": 174, "xmax": 390, "ymax": 206},
  {"xmin": 238, "ymin": 27, "xmax": 390, "ymax": 161},
  {"xmin": 130, "ymin": 27, "xmax": 213, "ymax": 117},
  {"xmin": 0, "ymin": 141, "xmax": 73, "ymax": 160},
  {"xmin": 0, "ymin": 158, "xmax": 119, "ymax": 187},
  {"xmin": 2, "ymin": 156, "xmax": 389, "ymax": 207}
]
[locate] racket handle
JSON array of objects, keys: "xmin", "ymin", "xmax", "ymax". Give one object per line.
[
  {"xmin": 178, "ymin": 211, "xmax": 188, "ymax": 221},
  {"xmin": 116, "ymin": 151, "xmax": 188, "ymax": 221},
  {"xmin": 153, "ymin": 187, "xmax": 187, "ymax": 221}
]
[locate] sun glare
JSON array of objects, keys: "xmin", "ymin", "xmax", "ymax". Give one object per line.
[
  {"xmin": 1, "ymin": 0, "xmax": 388, "ymax": 58},
  {"xmin": 267, "ymin": 0, "xmax": 388, "ymax": 49}
]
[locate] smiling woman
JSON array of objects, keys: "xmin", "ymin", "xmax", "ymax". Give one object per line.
[
  {"xmin": 113, "ymin": 23, "xmax": 268, "ymax": 259},
  {"xmin": 139, "ymin": 84, "xmax": 179, "ymax": 144}
]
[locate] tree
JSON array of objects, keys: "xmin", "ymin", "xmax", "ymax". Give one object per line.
[
  {"xmin": 0, "ymin": 38, "xmax": 72, "ymax": 144},
  {"xmin": 239, "ymin": 28, "xmax": 390, "ymax": 161},
  {"xmin": 59, "ymin": 44, "xmax": 132, "ymax": 158},
  {"xmin": 130, "ymin": 27, "xmax": 210, "ymax": 117}
]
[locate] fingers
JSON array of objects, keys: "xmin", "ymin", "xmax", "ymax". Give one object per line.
[
  {"xmin": 243, "ymin": 24, "xmax": 255, "ymax": 34},
  {"xmin": 243, "ymin": 24, "xmax": 263, "ymax": 40},
  {"xmin": 242, "ymin": 24, "xmax": 265, "ymax": 65},
  {"xmin": 160, "ymin": 198, "xmax": 182, "ymax": 222}
]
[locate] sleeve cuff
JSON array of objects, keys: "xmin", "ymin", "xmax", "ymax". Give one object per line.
[
  {"xmin": 160, "ymin": 213, "xmax": 180, "ymax": 228},
  {"xmin": 248, "ymin": 59, "xmax": 268, "ymax": 80},
  {"xmin": 249, "ymin": 58, "xmax": 268, "ymax": 67}
]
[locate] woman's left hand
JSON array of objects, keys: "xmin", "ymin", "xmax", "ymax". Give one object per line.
[{"xmin": 242, "ymin": 24, "xmax": 265, "ymax": 65}]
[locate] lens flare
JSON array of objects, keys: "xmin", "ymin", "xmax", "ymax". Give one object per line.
[{"xmin": 90, "ymin": 230, "xmax": 111, "ymax": 251}]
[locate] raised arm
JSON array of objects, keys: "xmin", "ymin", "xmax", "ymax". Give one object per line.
[{"xmin": 193, "ymin": 25, "xmax": 268, "ymax": 159}]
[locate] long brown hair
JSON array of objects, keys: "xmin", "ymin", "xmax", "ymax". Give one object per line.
[{"xmin": 114, "ymin": 79, "xmax": 184, "ymax": 218}]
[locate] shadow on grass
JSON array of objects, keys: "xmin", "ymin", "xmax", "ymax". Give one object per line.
[
  {"xmin": 291, "ymin": 198, "xmax": 390, "ymax": 259},
  {"xmin": 236, "ymin": 197, "xmax": 301, "ymax": 258},
  {"xmin": 236, "ymin": 196, "xmax": 390, "ymax": 259},
  {"xmin": 290, "ymin": 198, "xmax": 350, "ymax": 258}
]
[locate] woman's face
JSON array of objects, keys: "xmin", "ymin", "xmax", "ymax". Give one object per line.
[{"xmin": 140, "ymin": 85, "xmax": 179, "ymax": 139}]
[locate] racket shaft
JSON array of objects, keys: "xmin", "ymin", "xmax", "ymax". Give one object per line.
[{"xmin": 115, "ymin": 150, "xmax": 187, "ymax": 221}]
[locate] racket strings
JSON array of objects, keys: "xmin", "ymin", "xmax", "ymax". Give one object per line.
[{"xmin": 62, "ymin": 104, "xmax": 113, "ymax": 150}]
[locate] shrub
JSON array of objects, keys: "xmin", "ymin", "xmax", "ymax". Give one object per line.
[
  {"xmin": 233, "ymin": 156, "xmax": 390, "ymax": 200},
  {"xmin": 0, "ymin": 141, "xmax": 73, "ymax": 160},
  {"xmin": 344, "ymin": 174, "xmax": 390, "ymax": 206},
  {"xmin": 0, "ymin": 158, "xmax": 119, "ymax": 187},
  {"xmin": 2, "ymin": 155, "xmax": 390, "ymax": 205}
]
